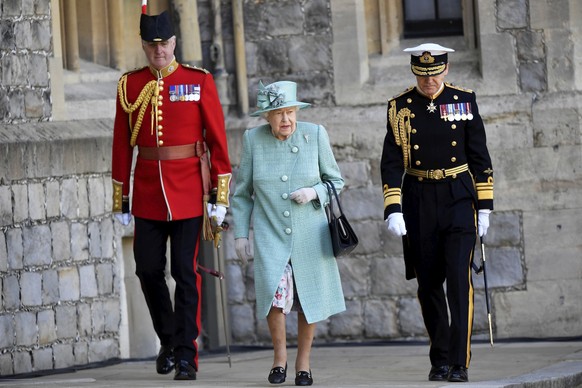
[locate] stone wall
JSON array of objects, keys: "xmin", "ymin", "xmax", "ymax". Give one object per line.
[
  {"xmin": 0, "ymin": 121, "xmax": 120, "ymax": 375},
  {"xmin": 0, "ymin": 1, "xmax": 52, "ymax": 123},
  {"xmin": 196, "ymin": 0, "xmax": 335, "ymax": 112}
]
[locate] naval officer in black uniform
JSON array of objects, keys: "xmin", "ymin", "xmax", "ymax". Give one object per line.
[{"xmin": 380, "ymin": 43, "xmax": 494, "ymax": 383}]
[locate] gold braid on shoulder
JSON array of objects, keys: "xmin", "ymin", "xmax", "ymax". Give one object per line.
[
  {"xmin": 117, "ymin": 74, "xmax": 158, "ymax": 147},
  {"xmin": 389, "ymin": 100, "xmax": 412, "ymax": 169}
]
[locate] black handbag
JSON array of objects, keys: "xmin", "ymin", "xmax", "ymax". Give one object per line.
[{"xmin": 324, "ymin": 181, "xmax": 359, "ymax": 257}]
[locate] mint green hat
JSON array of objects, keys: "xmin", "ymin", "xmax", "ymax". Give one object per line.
[{"xmin": 250, "ymin": 80, "xmax": 311, "ymax": 117}]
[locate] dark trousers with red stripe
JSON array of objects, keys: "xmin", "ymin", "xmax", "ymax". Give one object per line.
[
  {"xmin": 133, "ymin": 216, "xmax": 203, "ymax": 370},
  {"xmin": 402, "ymin": 174, "xmax": 476, "ymax": 369}
]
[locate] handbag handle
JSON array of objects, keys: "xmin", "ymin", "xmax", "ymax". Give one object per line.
[{"xmin": 324, "ymin": 180, "xmax": 344, "ymax": 217}]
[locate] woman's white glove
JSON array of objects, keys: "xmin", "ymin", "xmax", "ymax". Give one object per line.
[
  {"xmin": 290, "ymin": 187, "xmax": 317, "ymax": 205},
  {"xmin": 478, "ymin": 209, "xmax": 491, "ymax": 237},
  {"xmin": 114, "ymin": 213, "xmax": 131, "ymax": 226},
  {"xmin": 386, "ymin": 212, "xmax": 407, "ymax": 237},
  {"xmin": 235, "ymin": 238, "xmax": 252, "ymax": 264},
  {"xmin": 207, "ymin": 204, "xmax": 227, "ymax": 225}
]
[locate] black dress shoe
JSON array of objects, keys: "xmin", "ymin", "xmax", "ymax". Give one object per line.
[
  {"xmin": 428, "ymin": 365, "xmax": 449, "ymax": 381},
  {"xmin": 155, "ymin": 346, "xmax": 174, "ymax": 375},
  {"xmin": 174, "ymin": 360, "xmax": 197, "ymax": 380},
  {"xmin": 448, "ymin": 365, "xmax": 468, "ymax": 382},
  {"xmin": 295, "ymin": 370, "xmax": 313, "ymax": 386},
  {"xmin": 268, "ymin": 363, "xmax": 287, "ymax": 384}
]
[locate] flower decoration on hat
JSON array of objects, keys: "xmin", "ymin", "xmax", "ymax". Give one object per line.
[
  {"xmin": 250, "ymin": 80, "xmax": 310, "ymax": 117},
  {"xmin": 257, "ymin": 81, "xmax": 285, "ymax": 110}
]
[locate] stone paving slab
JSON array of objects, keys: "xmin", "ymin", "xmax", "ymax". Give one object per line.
[{"xmin": 1, "ymin": 340, "xmax": 581, "ymax": 388}]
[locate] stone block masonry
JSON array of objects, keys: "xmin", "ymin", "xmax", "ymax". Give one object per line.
[
  {"xmin": 0, "ymin": 1, "xmax": 53, "ymax": 123},
  {"xmin": 0, "ymin": 120, "xmax": 120, "ymax": 375}
]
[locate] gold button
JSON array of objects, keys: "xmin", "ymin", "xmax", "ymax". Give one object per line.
[
  {"xmin": 158, "ymin": 140, "xmax": 164, "ymax": 146},
  {"xmin": 418, "ymin": 177, "xmax": 423, "ymax": 181},
  {"xmin": 452, "ymin": 141, "xmax": 457, "ymax": 146},
  {"xmin": 158, "ymin": 101, "xmax": 163, "ymax": 107},
  {"xmin": 159, "ymin": 86, "xmax": 164, "ymax": 92},
  {"xmin": 454, "ymin": 95, "xmax": 458, "ymax": 100},
  {"xmin": 158, "ymin": 115, "xmax": 163, "ymax": 121},
  {"xmin": 158, "ymin": 109, "xmax": 163, "ymax": 115},
  {"xmin": 158, "ymin": 95, "xmax": 163, "ymax": 100},
  {"xmin": 413, "ymin": 144, "xmax": 419, "ymax": 150},
  {"xmin": 415, "ymin": 160, "xmax": 421, "ymax": 166},
  {"xmin": 452, "ymin": 174, "xmax": 457, "ymax": 179},
  {"xmin": 411, "ymin": 113, "xmax": 415, "ymax": 118},
  {"xmin": 158, "ymin": 131, "xmax": 163, "ymax": 136},
  {"xmin": 451, "ymin": 124, "xmax": 457, "ymax": 129},
  {"xmin": 451, "ymin": 157, "xmax": 456, "ymax": 162},
  {"xmin": 412, "ymin": 129, "xmax": 417, "ymax": 134},
  {"xmin": 407, "ymin": 98, "xmax": 412, "ymax": 103},
  {"xmin": 158, "ymin": 125, "xmax": 163, "ymax": 130},
  {"xmin": 159, "ymin": 80, "xmax": 164, "ymax": 86}
]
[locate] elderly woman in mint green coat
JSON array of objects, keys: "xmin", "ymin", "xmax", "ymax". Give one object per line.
[{"xmin": 231, "ymin": 81, "xmax": 346, "ymax": 386}]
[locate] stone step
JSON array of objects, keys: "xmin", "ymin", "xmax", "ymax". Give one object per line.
[
  {"xmin": 64, "ymin": 99, "xmax": 116, "ymax": 121},
  {"xmin": 63, "ymin": 60, "xmax": 121, "ymax": 120},
  {"xmin": 63, "ymin": 59, "xmax": 122, "ymax": 84}
]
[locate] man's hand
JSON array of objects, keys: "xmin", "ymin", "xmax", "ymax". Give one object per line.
[
  {"xmin": 114, "ymin": 213, "xmax": 131, "ymax": 226},
  {"xmin": 207, "ymin": 204, "xmax": 227, "ymax": 226},
  {"xmin": 386, "ymin": 212, "xmax": 407, "ymax": 237},
  {"xmin": 235, "ymin": 238, "xmax": 252, "ymax": 264},
  {"xmin": 290, "ymin": 188, "xmax": 317, "ymax": 205},
  {"xmin": 478, "ymin": 209, "xmax": 491, "ymax": 237}
]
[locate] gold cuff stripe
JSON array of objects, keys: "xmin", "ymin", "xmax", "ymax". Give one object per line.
[
  {"xmin": 112, "ymin": 180, "xmax": 124, "ymax": 213},
  {"xmin": 383, "ymin": 186, "xmax": 401, "ymax": 208},
  {"xmin": 216, "ymin": 173, "xmax": 232, "ymax": 207},
  {"xmin": 476, "ymin": 185, "xmax": 494, "ymax": 200},
  {"xmin": 384, "ymin": 195, "xmax": 401, "ymax": 208}
]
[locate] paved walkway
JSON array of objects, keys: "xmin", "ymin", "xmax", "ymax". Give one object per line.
[{"xmin": 1, "ymin": 340, "xmax": 581, "ymax": 388}]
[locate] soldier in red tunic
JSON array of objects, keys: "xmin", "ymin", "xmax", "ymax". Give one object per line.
[{"xmin": 111, "ymin": 11, "xmax": 231, "ymax": 381}]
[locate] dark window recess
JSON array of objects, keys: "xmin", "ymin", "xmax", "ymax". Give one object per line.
[{"xmin": 403, "ymin": 0, "xmax": 463, "ymax": 38}]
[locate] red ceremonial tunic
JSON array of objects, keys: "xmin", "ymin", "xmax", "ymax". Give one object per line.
[{"xmin": 112, "ymin": 60, "xmax": 231, "ymax": 221}]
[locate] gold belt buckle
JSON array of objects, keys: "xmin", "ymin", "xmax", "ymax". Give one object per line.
[{"xmin": 429, "ymin": 169, "xmax": 445, "ymax": 180}]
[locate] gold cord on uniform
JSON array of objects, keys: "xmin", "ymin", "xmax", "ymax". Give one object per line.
[
  {"xmin": 117, "ymin": 75, "xmax": 158, "ymax": 147},
  {"xmin": 389, "ymin": 100, "xmax": 412, "ymax": 169}
]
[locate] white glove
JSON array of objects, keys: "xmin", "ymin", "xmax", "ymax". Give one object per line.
[
  {"xmin": 235, "ymin": 238, "xmax": 252, "ymax": 264},
  {"xmin": 478, "ymin": 209, "xmax": 491, "ymax": 237},
  {"xmin": 207, "ymin": 204, "xmax": 227, "ymax": 226},
  {"xmin": 290, "ymin": 187, "xmax": 317, "ymax": 205},
  {"xmin": 386, "ymin": 212, "xmax": 407, "ymax": 237},
  {"xmin": 114, "ymin": 213, "xmax": 131, "ymax": 226}
]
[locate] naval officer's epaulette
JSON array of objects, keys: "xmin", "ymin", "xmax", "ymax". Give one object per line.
[
  {"xmin": 389, "ymin": 86, "xmax": 415, "ymax": 102},
  {"xmin": 182, "ymin": 63, "xmax": 209, "ymax": 74},
  {"xmin": 445, "ymin": 82, "xmax": 473, "ymax": 93}
]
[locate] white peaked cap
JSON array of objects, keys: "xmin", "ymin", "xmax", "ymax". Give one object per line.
[{"xmin": 403, "ymin": 43, "xmax": 455, "ymax": 56}]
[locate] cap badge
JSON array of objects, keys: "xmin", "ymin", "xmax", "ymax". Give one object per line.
[{"xmin": 420, "ymin": 52, "xmax": 435, "ymax": 64}]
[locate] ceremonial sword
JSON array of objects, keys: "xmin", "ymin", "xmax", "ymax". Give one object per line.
[
  {"xmin": 213, "ymin": 221, "xmax": 232, "ymax": 367},
  {"xmin": 475, "ymin": 236, "xmax": 494, "ymax": 346}
]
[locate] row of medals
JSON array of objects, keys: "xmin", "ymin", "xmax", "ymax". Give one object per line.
[
  {"xmin": 169, "ymin": 84, "xmax": 201, "ymax": 102},
  {"xmin": 428, "ymin": 101, "xmax": 474, "ymax": 121}
]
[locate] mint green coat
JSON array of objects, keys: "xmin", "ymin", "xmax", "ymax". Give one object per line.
[{"xmin": 232, "ymin": 122, "xmax": 346, "ymax": 324}]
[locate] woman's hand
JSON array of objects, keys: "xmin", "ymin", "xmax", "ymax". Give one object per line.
[
  {"xmin": 235, "ymin": 238, "xmax": 252, "ymax": 264},
  {"xmin": 290, "ymin": 188, "xmax": 317, "ymax": 205}
]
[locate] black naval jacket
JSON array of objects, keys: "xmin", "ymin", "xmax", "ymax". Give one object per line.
[{"xmin": 381, "ymin": 82, "xmax": 494, "ymax": 221}]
